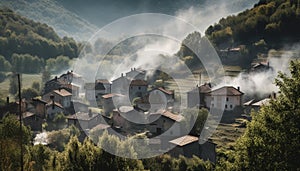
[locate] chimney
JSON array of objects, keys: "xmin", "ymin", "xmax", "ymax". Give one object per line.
[
  {"xmin": 134, "ymin": 68, "xmax": 136, "ymax": 71},
  {"xmin": 199, "ymin": 72, "xmax": 202, "ymax": 86},
  {"xmin": 6, "ymin": 96, "xmax": 9, "ymax": 105},
  {"xmin": 55, "ymin": 76, "xmax": 58, "ymax": 80},
  {"xmin": 267, "ymin": 61, "xmax": 270, "ymax": 68},
  {"xmin": 121, "ymin": 73, "xmax": 123, "ymax": 77},
  {"xmin": 237, "ymin": 86, "xmax": 240, "ymax": 91},
  {"xmin": 131, "ymin": 68, "xmax": 133, "ymax": 71}
]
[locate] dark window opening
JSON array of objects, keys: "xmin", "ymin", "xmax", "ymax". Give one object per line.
[
  {"xmin": 225, "ymin": 104, "xmax": 228, "ymax": 109},
  {"xmin": 226, "ymin": 97, "xmax": 229, "ymax": 101}
]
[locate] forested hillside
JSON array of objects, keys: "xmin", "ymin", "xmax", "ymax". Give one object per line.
[
  {"xmin": 178, "ymin": 0, "xmax": 300, "ymax": 68},
  {"xmin": 0, "ymin": 8, "xmax": 80, "ymax": 75},
  {"xmin": 0, "ymin": 8, "xmax": 79, "ymax": 60},
  {"xmin": 206, "ymin": 0, "xmax": 300, "ymax": 48}
]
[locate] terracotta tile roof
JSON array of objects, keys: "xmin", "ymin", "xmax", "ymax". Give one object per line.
[
  {"xmin": 46, "ymin": 102, "xmax": 63, "ymax": 109},
  {"xmin": 157, "ymin": 87, "xmax": 174, "ymax": 95},
  {"xmin": 169, "ymin": 135, "xmax": 199, "ymax": 146},
  {"xmin": 102, "ymin": 93, "xmax": 124, "ymax": 99},
  {"xmin": 150, "ymin": 110, "xmax": 183, "ymax": 122},
  {"xmin": 162, "ymin": 110, "xmax": 184, "ymax": 122},
  {"xmin": 130, "ymin": 80, "xmax": 148, "ymax": 86},
  {"xmin": 209, "ymin": 86, "xmax": 243, "ymax": 96},
  {"xmin": 53, "ymin": 89, "xmax": 72, "ymax": 97}
]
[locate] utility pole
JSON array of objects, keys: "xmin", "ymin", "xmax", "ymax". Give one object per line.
[{"xmin": 17, "ymin": 74, "xmax": 23, "ymax": 171}]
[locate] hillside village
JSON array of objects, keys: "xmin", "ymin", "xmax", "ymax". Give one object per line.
[{"xmin": 0, "ymin": 63, "xmax": 277, "ymax": 162}]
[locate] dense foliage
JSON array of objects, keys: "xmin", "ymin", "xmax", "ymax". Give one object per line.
[
  {"xmin": 206, "ymin": 0, "xmax": 300, "ymax": 48},
  {"xmin": 0, "ymin": 8, "xmax": 79, "ymax": 59},
  {"xmin": 215, "ymin": 60, "xmax": 300, "ymax": 170}
]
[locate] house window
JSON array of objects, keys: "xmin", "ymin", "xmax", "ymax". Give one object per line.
[
  {"xmin": 138, "ymin": 86, "xmax": 141, "ymax": 90},
  {"xmin": 230, "ymin": 105, "xmax": 233, "ymax": 109},
  {"xmin": 226, "ymin": 97, "xmax": 229, "ymax": 101},
  {"xmin": 225, "ymin": 104, "xmax": 228, "ymax": 109}
]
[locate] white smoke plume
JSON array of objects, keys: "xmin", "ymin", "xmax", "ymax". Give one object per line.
[
  {"xmin": 217, "ymin": 46, "xmax": 300, "ymax": 98},
  {"xmin": 73, "ymin": 0, "xmax": 258, "ymax": 83}
]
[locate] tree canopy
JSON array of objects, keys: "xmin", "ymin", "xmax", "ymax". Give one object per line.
[{"xmin": 229, "ymin": 60, "xmax": 300, "ymax": 170}]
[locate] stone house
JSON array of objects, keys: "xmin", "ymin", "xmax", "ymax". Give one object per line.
[
  {"xmin": 100, "ymin": 94, "xmax": 124, "ymax": 115},
  {"xmin": 45, "ymin": 101, "xmax": 64, "ymax": 119},
  {"xmin": 205, "ymin": 86, "xmax": 243, "ymax": 111},
  {"xmin": 187, "ymin": 83, "xmax": 211, "ymax": 108},
  {"xmin": 84, "ymin": 79, "xmax": 111, "ymax": 103},
  {"xmin": 66, "ymin": 111, "xmax": 102, "ymax": 131},
  {"xmin": 148, "ymin": 87, "xmax": 175, "ymax": 105},
  {"xmin": 147, "ymin": 110, "xmax": 184, "ymax": 137},
  {"xmin": 43, "ymin": 88, "xmax": 72, "ymax": 108},
  {"xmin": 112, "ymin": 106, "xmax": 146, "ymax": 131},
  {"xmin": 129, "ymin": 79, "xmax": 148, "ymax": 101},
  {"xmin": 111, "ymin": 74, "xmax": 130, "ymax": 96},
  {"xmin": 125, "ymin": 68, "xmax": 146, "ymax": 80},
  {"xmin": 168, "ymin": 135, "xmax": 216, "ymax": 163}
]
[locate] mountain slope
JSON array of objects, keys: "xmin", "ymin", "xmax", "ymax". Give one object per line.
[
  {"xmin": 206, "ymin": 0, "xmax": 300, "ymax": 48},
  {"xmin": 0, "ymin": 8, "xmax": 79, "ymax": 59},
  {"xmin": 0, "ymin": 0, "xmax": 97, "ymax": 41}
]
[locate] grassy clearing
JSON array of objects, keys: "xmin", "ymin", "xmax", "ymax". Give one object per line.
[
  {"xmin": 0, "ymin": 73, "xmax": 42, "ymax": 98},
  {"xmin": 210, "ymin": 122, "xmax": 246, "ymax": 150}
]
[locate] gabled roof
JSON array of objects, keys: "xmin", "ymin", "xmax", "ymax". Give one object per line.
[
  {"xmin": 162, "ymin": 110, "xmax": 184, "ymax": 122},
  {"xmin": 198, "ymin": 83, "xmax": 211, "ymax": 93},
  {"xmin": 32, "ymin": 98, "xmax": 47, "ymax": 104},
  {"xmin": 96, "ymin": 79, "xmax": 110, "ymax": 84},
  {"xmin": 60, "ymin": 71, "xmax": 82, "ymax": 78},
  {"xmin": 208, "ymin": 86, "xmax": 243, "ymax": 96},
  {"xmin": 111, "ymin": 75, "xmax": 130, "ymax": 83},
  {"xmin": 243, "ymin": 99, "xmax": 255, "ymax": 106},
  {"xmin": 252, "ymin": 98, "xmax": 271, "ymax": 107},
  {"xmin": 130, "ymin": 80, "xmax": 148, "ymax": 86},
  {"xmin": 155, "ymin": 87, "xmax": 174, "ymax": 95},
  {"xmin": 150, "ymin": 110, "xmax": 184, "ymax": 122},
  {"xmin": 46, "ymin": 102, "xmax": 63, "ymax": 109},
  {"xmin": 169, "ymin": 135, "xmax": 199, "ymax": 146},
  {"xmin": 102, "ymin": 93, "xmax": 124, "ymax": 99},
  {"xmin": 53, "ymin": 89, "xmax": 72, "ymax": 97}
]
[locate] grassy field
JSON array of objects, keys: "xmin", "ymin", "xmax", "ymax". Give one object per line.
[
  {"xmin": 0, "ymin": 73, "xmax": 42, "ymax": 99},
  {"xmin": 210, "ymin": 122, "xmax": 246, "ymax": 150}
]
